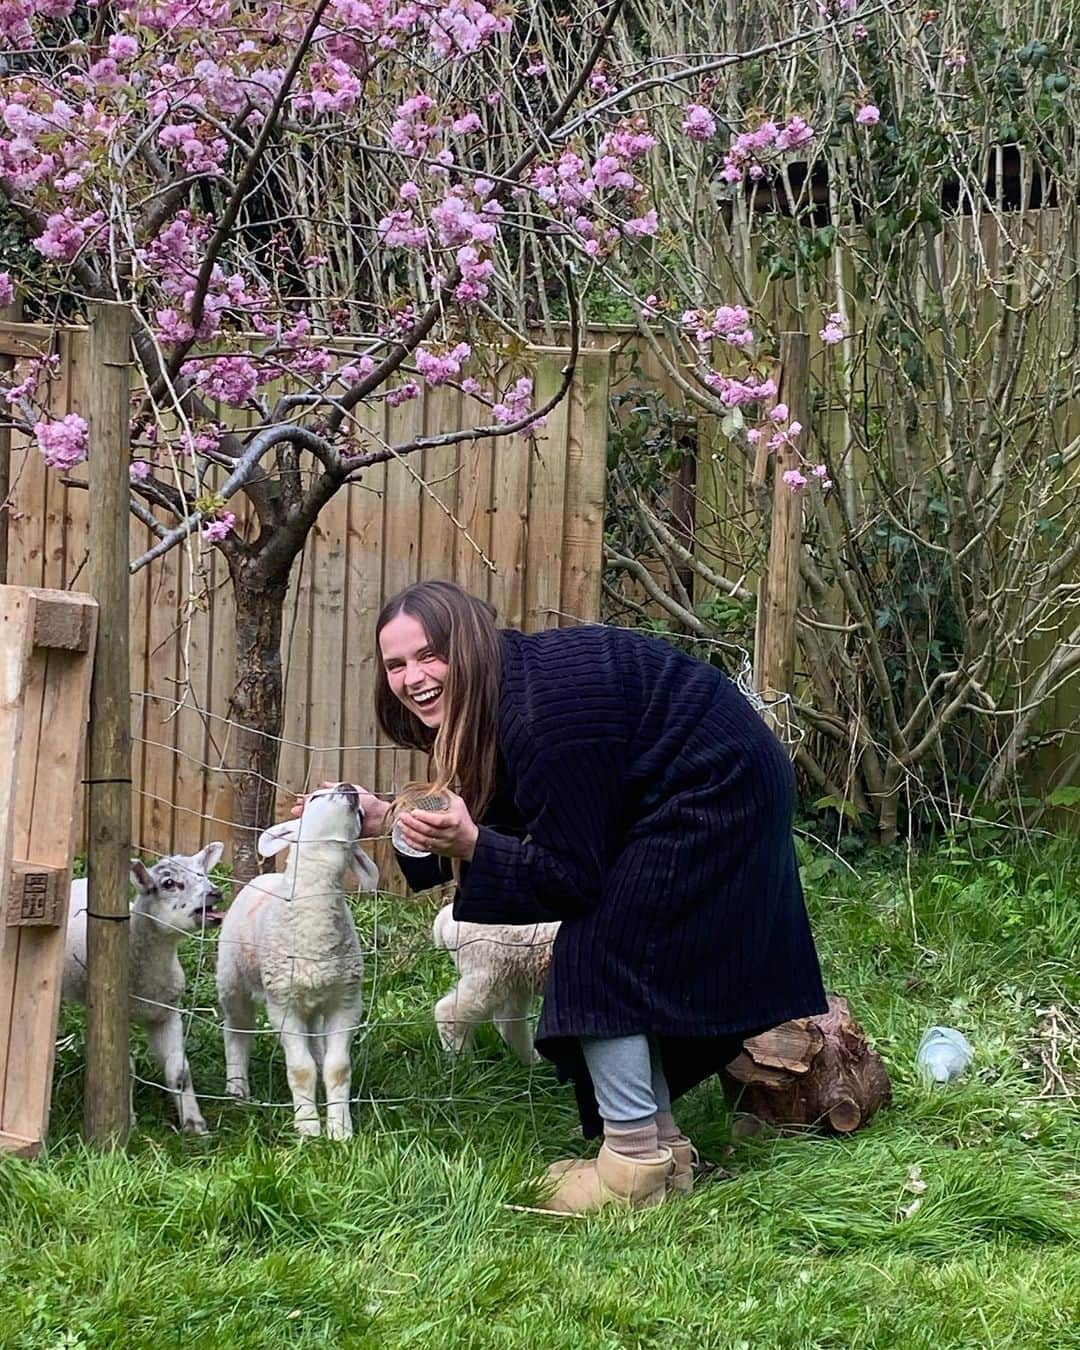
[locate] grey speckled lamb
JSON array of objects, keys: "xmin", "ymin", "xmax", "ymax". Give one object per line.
[{"xmin": 63, "ymin": 843, "xmax": 224, "ymax": 1134}]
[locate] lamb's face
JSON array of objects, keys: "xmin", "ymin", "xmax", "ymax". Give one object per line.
[
  {"xmin": 296, "ymin": 783, "xmax": 363, "ymax": 846},
  {"xmin": 131, "ymin": 843, "xmax": 225, "ymax": 935}
]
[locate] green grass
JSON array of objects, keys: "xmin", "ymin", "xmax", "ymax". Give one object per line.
[{"xmin": 2, "ymin": 835, "xmax": 1079, "ymax": 1349}]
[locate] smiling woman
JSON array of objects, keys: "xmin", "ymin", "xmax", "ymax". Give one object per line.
[{"xmin": 348, "ymin": 579, "xmax": 827, "ymax": 1216}]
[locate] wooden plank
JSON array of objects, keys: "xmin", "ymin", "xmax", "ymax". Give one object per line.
[
  {"xmin": 5, "ymin": 636, "xmax": 94, "ymax": 1144},
  {"xmin": 277, "ymin": 507, "xmax": 315, "ymax": 813},
  {"xmin": 756, "ymin": 333, "xmax": 809, "ymax": 701},
  {"xmin": 171, "ymin": 560, "xmax": 212, "ymax": 855},
  {"xmin": 0, "ymin": 588, "xmax": 36, "ymax": 973},
  {"xmin": 0, "ymin": 586, "xmax": 97, "ymax": 1155},
  {"xmin": 203, "ymin": 520, "xmax": 237, "ymax": 863},
  {"xmin": 381, "ymin": 389, "xmax": 424, "ymax": 795},
  {"xmin": 32, "ymin": 591, "xmax": 95, "ymax": 650},
  {"xmin": 343, "ymin": 460, "xmax": 386, "ymax": 805},
  {"xmin": 559, "ymin": 348, "xmax": 610, "ymax": 626},
  {"xmin": 0, "ymin": 319, "xmax": 61, "ymax": 359},
  {"xmin": 419, "ymin": 385, "xmax": 462, "ymax": 593},
  {"xmin": 453, "ymin": 395, "xmax": 494, "ymax": 605},
  {"xmin": 141, "ymin": 548, "xmax": 181, "ymax": 856},
  {"xmin": 6, "ymin": 364, "xmax": 47, "ymax": 592},
  {"xmin": 128, "ymin": 515, "xmax": 153, "ymax": 857},
  {"xmin": 304, "ymin": 490, "xmax": 348, "ymax": 796},
  {"xmin": 66, "ymin": 324, "xmax": 95, "ymax": 854},
  {"xmin": 523, "ymin": 353, "xmax": 571, "ymax": 632},
  {"xmin": 487, "ymin": 426, "xmax": 530, "ymax": 631},
  {"xmin": 0, "ymin": 302, "xmax": 24, "ymax": 584}
]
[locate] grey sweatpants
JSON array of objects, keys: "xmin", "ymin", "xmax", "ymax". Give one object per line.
[{"xmin": 580, "ymin": 1033, "xmax": 672, "ymax": 1127}]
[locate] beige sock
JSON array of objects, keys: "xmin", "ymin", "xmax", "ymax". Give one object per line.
[
  {"xmin": 655, "ymin": 1110, "xmax": 689, "ymax": 1145},
  {"xmin": 604, "ymin": 1117, "xmax": 662, "ymax": 1160}
]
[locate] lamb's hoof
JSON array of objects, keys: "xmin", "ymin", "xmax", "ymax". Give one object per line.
[
  {"xmin": 182, "ymin": 1116, "xmax": 209, "ymax": 1135},
  {"xmin": 296, "ymin": 1120, "xmax": 322, "ymax": 1138},
  {"xmin": 225, "ymin": 1081, "xmax": 250, "ymax": 1101},
  {"xmin": 326, "ymin": 1118, "xmax": 353, "ymax": 1142}
]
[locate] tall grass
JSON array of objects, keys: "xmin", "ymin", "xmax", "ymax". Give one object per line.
[{"xmin": 1, "ymin": 834, "xmax": 1077, "ymax": 1348}]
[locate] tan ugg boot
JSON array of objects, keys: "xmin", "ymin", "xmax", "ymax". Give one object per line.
[
  {"xmin": 536, "ymin": 1144, "xmax": 674, "ymax": 1214},
  {"xmin": 666, "ymin": 1140, "xmax": 697, "ymax": 1195}
]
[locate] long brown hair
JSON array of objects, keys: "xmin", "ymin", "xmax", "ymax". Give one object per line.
[{"xmin": 374, "ymin": 580, "xmax": 502, "ymax": 818}]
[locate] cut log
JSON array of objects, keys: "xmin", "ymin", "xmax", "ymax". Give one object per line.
[{"xmin": 722, "ymin": 994, "xmax": 891, "ymax": 1134}]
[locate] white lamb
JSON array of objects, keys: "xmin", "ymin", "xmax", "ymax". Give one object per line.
[
  {"xmin": 432, "ymin": 905, "xmax": 559, "ymax": 1064},
  {"xmin": 63, "ymin": 843, "xmax": 225, "ymax": 1134},
  {"xmin": 216, "ymin": 784, "xmax": 379, "ymax": 1140}
]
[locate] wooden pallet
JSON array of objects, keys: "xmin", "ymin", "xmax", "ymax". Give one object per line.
[{"xmin": 0, "ymin": 586, "xmax": 97, "ymax": 1158}]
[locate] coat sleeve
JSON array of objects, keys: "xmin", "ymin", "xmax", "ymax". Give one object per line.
[
  {"xmin": 453, "ymin": 738, "xmax": 623, "ymax": 925},
  {"xmin": 394, "ymin": 850, "xmax": 453, "ymax": 893}
]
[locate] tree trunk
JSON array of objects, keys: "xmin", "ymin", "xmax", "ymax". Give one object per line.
[
  {"xmin": 230, "ymin": 566, "xmax": 291, "ymax": 883},
  {"xmin": 722, "ymin": 994, "xmax": 892, "ymax": 1135}
]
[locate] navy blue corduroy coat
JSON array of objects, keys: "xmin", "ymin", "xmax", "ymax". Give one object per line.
[{"xmin": 396, "ymin": 624, "xmax": 827, "ymax": 1134}]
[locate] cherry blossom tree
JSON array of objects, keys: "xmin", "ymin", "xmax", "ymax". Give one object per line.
[{"xmin": 1, "ymin": 0, "xmax": 841, "ymax": 874}]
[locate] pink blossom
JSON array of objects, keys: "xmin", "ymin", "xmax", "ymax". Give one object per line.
[
  {"xmin": 182, "ymin": 355, "xmax": 261, "ymax": 407},
  {"xmin": 746, "ymin": 428, "xmax": 762, "ymax": 445},
  {"xmin": 623, "ymin": 209, "xmax": 658, "ymax": 238},
  {"xmin": 853, "ymin": 23, "xmax": 869, "ymax": 38},
  {"xmin": 377, "ymin": 208, "xmax": 427, "ymax": 249},
  {"xmin": 775, "ymin": 116, "xmax": 814, "ymax": 151},
  {"xmin": 820, "ymin": 312, "xmax": 845, "ymax": 344},
  {"xmin": 0, "ymin": 272, "xmax": 12, "ymax": 307},
  {"xmin": 682, "ymin": 104, "xmax": 717, "ymax": 142},
  {"xmin": 770, "ymin": 403, "xmax": 789, "ymax": 422},
  {"xmin": 88, "ymin": 58, "xmax": 125, "ymax": 89},
  {"xmin": 415, "ymin": 341, "xmax": 471, "ymax": 386},
  {"xmin": 386, "ymin": 381, "xmax": 421, "ymax": 407},
  {"xmin": 492, "ymin": 375, "xmax": 534, "ymax": 423},
  {"xmin": 781, "ymin": 468, "xmax": 808, "ymax": 491},
  {"xmin": 129, "ymin": 459, "xmax": 151, "ymax": 481},
  {"xmin": 202, "ymin": 511, "xmax": 235, "ymax": 543},
  {"xmin": 33, "ymin": 209, "xmax": 104, "ymax": 264},
  {"xmin": 944, "ymin": 49, "xmax": 967, "ymax": 70},
  {"xmin": 855, "ymin": 104, "xmax": 881, "ymax": 126},
  {"xmin": 35, "ymin": 413, "xmax": 88, "ymax": 470},
  {"xmin": 109, "ymin": 33, "xmax": 139, "ymax": 60}
]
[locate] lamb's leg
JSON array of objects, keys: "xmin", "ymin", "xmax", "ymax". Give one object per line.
[
  {"xmin": 494, "ymin": 992, "xmax": 539, "ymax": 1065},
  {"xmin": 220, "ymin": 986, "xmax": 257, "ymax": 1100},
  {"xmin": 433, "ymin": 974, "xmax": 491, "ymax": 1056},
  {"xmin": 145, "ymin": 1013, "xmax": 208, "ymax": 1134},
  {"xmin": 322, "ymin": 1000, "xmax": 360, "ymax": 1141},
  {"xmin": 267, "ymin": 999, "xmax": 321, "ymax": 1137}
]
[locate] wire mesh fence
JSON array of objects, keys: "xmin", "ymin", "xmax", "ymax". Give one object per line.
[{"xmin": 56, "ymin": 623, "xmax": 794, "ymax": 1141}]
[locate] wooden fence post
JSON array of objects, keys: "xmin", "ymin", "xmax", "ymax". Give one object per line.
[
  {"xmin": 755, "ymin": 332, "xmax": 810, "ymax": 714},
  {"xmin": 84, "ymin": 302, "xmax": 132, "ymax": 1147}
]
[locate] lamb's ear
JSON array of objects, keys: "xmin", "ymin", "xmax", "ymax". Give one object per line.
[
  {"xmin": 350, "ymin": 845, "xmax": 380, "ymax": 892},
  {"xmin": 194, "ymin": 841, "xmax": 225, "ymax": 875},
  {"xmin": 130, "ymin": 859, "xmax": 154, "ymax": 891},
  {"xmin": 257, "ymin": 820, "xmax": 300, "ymax": 858}
]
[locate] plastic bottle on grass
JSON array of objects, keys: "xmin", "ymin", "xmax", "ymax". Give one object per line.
[{"xmin": 916, "ymin": 1026, "xmax": 973, "ymax": 1083}]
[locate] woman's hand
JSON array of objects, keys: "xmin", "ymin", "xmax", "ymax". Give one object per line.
[
  {"xmin": 396, "ymin": 790, "xmax": 479, "ymax": 861},
  {"xmin": 291, "ymin": 782, "xmax": 392, "ymax": 839}
]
